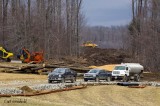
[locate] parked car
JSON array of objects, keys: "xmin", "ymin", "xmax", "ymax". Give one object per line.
[
  {"xmin": 48, "ymin": 68, "xmax": 77, "ymax": 83},
  {"xmin": 84, "ymin": 69, "xmax": 112, "ymax": 82}
]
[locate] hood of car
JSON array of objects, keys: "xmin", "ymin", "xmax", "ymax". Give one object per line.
[
  {"xmin": 48, "ymin": 73, "xmax": 64, "ymax": 76},
  {"xmin": 84, "ymin": 73, "xmax": 97, "ymax": 76}
]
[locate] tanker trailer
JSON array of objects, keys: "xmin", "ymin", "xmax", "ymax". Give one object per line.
[{"xmin": 112, "ymin": 63, "xmax": 144, "ymax": 82}]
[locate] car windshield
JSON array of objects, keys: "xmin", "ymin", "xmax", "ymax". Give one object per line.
[
  {"xmin": 53, "ymin": 68, "xmax": 65, "ymax": 73},
  {"xmin": 88, "ymin": 69, "xmax": 99, "ymax": 73},
  {"xmin": 114, "ymin": 66, "xmax": 125, "ymax": 70}
]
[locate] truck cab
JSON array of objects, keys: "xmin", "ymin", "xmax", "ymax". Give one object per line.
[{"xmin": 112, "ymin": 65, "xmax": 128, "ymax": 80}]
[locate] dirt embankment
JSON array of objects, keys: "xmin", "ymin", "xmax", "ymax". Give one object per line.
[
  {"xmin": 82, "ymin": 48, "xmax": 130, "ymax": 66},
  {"xmin": 0, "ymin": 85, "xmax": 159, "ymax": 106},
  {"xmin": 47, "ymin": 48, "xmax": 131, "ymax": 67}
]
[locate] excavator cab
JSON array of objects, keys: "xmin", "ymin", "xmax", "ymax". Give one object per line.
[
  {"xmin": 0, "ymin": 46, "xmax": 14, "ymax": 62},
  {"xmin": 17, "ymin": 48, "xmax": 31, "ymax": 63},
  {"xmin": 17, "ymin": 48, "xmax": 44, "ymax": 64}
]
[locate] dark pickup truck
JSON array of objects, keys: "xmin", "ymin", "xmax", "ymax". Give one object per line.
[
  {"xmin": 84, "ymin": 68, "xmax": 112, "ymax": 82},
  {"xmin": 48, "ymin": 68, "xmax": 77, "ymax": 83}
]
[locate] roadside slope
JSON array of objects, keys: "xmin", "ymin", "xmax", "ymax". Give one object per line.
[{"xmin": 0, "ymin": 85, "xmax": 159, "ymax": 106}]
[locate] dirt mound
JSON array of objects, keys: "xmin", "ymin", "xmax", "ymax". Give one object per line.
[
  {"xmin": 20, "ymin": 86, "xmax": 37, "ymax": 94},
  {"xmin": 46, "ymin": 48, "xmax": 131, "ymax": 67},
  {"xmin": 82, "ymin": 48, "xmax": 130, "ymax": 66}
]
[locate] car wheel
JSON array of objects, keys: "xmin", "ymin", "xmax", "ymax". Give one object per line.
[
  {"xmin": 95, "ymin": 77, "xmax": 100, "ymax": 82},
  {"xmin": 61, "ymin": 77, "xmax": 65, "ymax": 83},
  {"xmin": 107, "ymin": 76, "xmax": 111, "ymax": 82},
  {"xmin": 71, "ymin": 77, "xmax": 76, "ymax": 83},
  {"xmin": 48, "ymin": 80, "xmax": 52, "ymax": 83}
]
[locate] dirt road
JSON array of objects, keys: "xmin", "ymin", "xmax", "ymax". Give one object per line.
[{"xmin": 0, "ymin": 73, "xmax": 160, "ymax": 106}]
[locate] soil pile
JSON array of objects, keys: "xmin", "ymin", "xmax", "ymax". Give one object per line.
[
  {"xmin": 46, "ymin": 48, "xmax": 131, "ymax": 67},
  {"xmin": 82, "ymin": 48, "xmax": 130, "ymax": 66}
]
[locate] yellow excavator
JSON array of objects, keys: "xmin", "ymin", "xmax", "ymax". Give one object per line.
[
  {"xmin": 0, "ymin": 46, "xmax": 14, "ymax": 62},
  {"xmin": 81, "ymin": 41, "xmax": 98, "ymax": 48}
]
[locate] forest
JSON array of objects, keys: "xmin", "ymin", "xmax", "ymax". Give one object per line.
[{"xmin": 0, "ymin": 0, "xmax": 160, "ymax": 71}]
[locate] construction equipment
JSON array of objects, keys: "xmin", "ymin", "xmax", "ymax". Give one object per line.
[
  {"xmin": 17, "ymin": 47, "xmax": 44, "ymax": 64},
  {"xmin": 81, "ymin": 41, "xmax": 98, "ymax": 48},
  {"xmin": 0, "ymin": 46, "xmax": 14, "ymax": 62}
]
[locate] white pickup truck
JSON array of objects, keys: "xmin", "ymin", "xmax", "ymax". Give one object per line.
[{"xmin": 112, "ymin": 63, "xmax": 144, "ymax": 82}]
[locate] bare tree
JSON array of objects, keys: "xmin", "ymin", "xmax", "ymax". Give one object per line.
[{"xmin": 129, "ymin": 0, "xmax": 160, "ymax": 71}]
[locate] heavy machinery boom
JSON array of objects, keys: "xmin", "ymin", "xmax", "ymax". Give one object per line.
[{"xmin": 0, "ymin": 46, "xmax": 14, "ymax": 62}]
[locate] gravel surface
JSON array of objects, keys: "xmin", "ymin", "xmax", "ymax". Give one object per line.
[
  {"xmin": 0, "ymin": 80, "xmax": 160, "ymax": 95},
  {"xmin": 0, "ymin": 88, "xmax": 22, "ymax": 95}
]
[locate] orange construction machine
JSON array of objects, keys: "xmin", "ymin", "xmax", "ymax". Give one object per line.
[{"xmin": 17, "ymin": 48, "xmax": 44, "ymax": 64}]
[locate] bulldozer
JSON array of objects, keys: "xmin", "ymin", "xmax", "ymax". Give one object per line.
[
  {"xmin": 0, "ymin": 46, "xmax": 14, "ymax": 62},
  {"xmin": 81, "ymin": 41, "xmax": 98, "ymax": 48},
  {"xmin": 17, "ymin": 47, "xmax": 44, "ymax": 64}
]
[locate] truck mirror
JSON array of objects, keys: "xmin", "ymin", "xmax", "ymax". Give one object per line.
[{"xmin": 126, "ymin": 67, "xmax": 128, "ymax": 70}]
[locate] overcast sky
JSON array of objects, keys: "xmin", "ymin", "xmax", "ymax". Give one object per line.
[{"xmin": 83, "ymin": 0, "xmax": 132, "ymax": 27}]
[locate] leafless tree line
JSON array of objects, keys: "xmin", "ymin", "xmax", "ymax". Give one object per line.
[
  {"xmin": 129, "ymin": 0, "xmax": 160, "ymax": 71},
  {"xmin": 81, "ymin": 0, "xmax": 160, "ymax": 71},
  {"xmin": 81, "ymin": 26, "xmax": 129, "ymax": 49},
  {"xmin": 0, "ymin": 0, "xmax": 83, "ymax": 59}
]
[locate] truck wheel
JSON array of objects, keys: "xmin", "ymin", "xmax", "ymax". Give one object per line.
[
  {"xmin": 123, "ymin": 75, "xmax": 128, "ymax": 82},
  {"xmin": 48, "ymin": 80, "xmax": 52, "ymax": 83},
  {"xmin": 107, "ymin": 76, "xmax": 111, "ymax": 82},
  {"xmin": 61, "ymin": 78, "xmax": 65, "ymax": 83},
  {"xmin": 134, "ymin": 75, "xmax": 140, "ymax": 82},
  {"xmin": 84, "ymin": 79, "xmax": 88, "ymax": 82},
  {"xmin": 95, "ymin": 77, "xmax": 100, "ymax": 82},
  {"xmin": 111, "ymin": 77, "xmax": 115, "ymax": 81},
  {"xmin": 71, "ymin": 77, "xmax": 76, "ymax": 83}
]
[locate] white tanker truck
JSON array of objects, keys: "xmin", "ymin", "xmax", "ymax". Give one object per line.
[{"xmin": 112, "ymin": 63, "xmax": 144, "ymax": 82}]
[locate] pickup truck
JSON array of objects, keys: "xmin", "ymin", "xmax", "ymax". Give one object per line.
[
  {"xmin": 48, "ymin": 68, "xmax": 77, "ymax": 83},
  {"xmin": 84, "ymin": 68, "xmax": 112, "ymax": 82}
]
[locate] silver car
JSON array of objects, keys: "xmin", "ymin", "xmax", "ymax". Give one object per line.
[{"xmin": 84, "ymin": 69, "xmax": 111, "ymax": 82}]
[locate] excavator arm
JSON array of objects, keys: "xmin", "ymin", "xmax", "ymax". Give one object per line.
[
  {"xmin": 17, "ymin": 48, "xmax": 43, "ymax": 63},
  {"xmin": 0, "ymin": 46, "xmax": 14, "ymax": 62}
]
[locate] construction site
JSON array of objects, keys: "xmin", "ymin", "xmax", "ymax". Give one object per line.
[
  {"xmin": 0, "ymin": 46, "xmax": 160, "ymax": 106},
  {"xmin": 0, "ymin": 0, "xmax": 160, "ymax": 106}
]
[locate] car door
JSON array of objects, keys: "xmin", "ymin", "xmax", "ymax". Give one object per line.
[
  {"xmin": 65, "ymin": 69, "xmax": 72, "ymax": 79},
  {"xmin": 98, "ymin": 70, "xmax": 105, "ymax": 79}
]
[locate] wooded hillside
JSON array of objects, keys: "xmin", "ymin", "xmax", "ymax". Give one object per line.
[
  {"xmin": 129, "ymin": 0, "xmax": 160, "ymax": 71},
  {"xmin": 0, "ymin": 0, "xmax": 160, "ymax": 71},
  {"xmin": 0, "ymin": 0, "xmax": 83, "ymax": 59}
]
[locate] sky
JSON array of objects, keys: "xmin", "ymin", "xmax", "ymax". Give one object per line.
[{"xmin": 83, "ymin": 0, "xmax": 132, "ymax": 27}]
